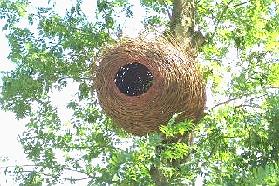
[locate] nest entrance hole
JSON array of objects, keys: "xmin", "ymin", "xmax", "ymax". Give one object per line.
[{"xmin": 114, "ymin": 62, "xmax": 154, "ymax": 96}]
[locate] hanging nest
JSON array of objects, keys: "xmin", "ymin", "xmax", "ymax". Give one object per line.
[{"xmin": 94, "ymin": 39, "xmax": 206, "ymax": 136}]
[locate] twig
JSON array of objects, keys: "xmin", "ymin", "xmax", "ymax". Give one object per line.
[
  {"xmin": 17, "ymin": 170, "xmax": 92, "ymax": 182},
  {"xmin": 211, "ymin": 92, "xmax": 268, "ymax": 110},
  {"xmin": 234, "ymin": 2, "xmax": 248, "ymax": 7},
  {"xmin": 57, "ymin": 76, "xmax": 92, "ymax": 82},
  {"xmin": 1, "ymin": 164, "xmax": 92, "ymax": 177},
  {"xmin": 211, "ymin": 97, "xmax": 239, "ymax": 109},
  {"xmin": 64, "ymin": 176, "xmax": 92, "ymax": 182},
  {"xmin": 234, "ymin": 104, "xmax": 261, "ymax": 109},
  {"xmin": 265, "ymin": 86, "xmax": 279, "ymax": 89},
  {"xmin": 163, "ymin": 0, "xmax": 172, "ymax": 21},
  {"xmin": 0, "ymin": 164, "xmax": 36, "ymax": 169},
  {"xmin": 204, "ymin": 57, "xmax": 222, "ymax": 62}
]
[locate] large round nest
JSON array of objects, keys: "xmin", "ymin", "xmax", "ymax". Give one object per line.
[{"xmin": 94, "ymin": 39, "xmax": 206, "ymax": 136}]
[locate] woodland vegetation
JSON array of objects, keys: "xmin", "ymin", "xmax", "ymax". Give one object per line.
[{"xmin": 0, "ymin": 0, "xmax": 278, "ymax": 185}]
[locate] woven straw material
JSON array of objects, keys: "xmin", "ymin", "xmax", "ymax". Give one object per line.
[{"xmin": 94, "ymin": 39, "xmax": 206, "ymax": 136}]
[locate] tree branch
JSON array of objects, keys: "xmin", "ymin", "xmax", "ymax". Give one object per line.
[
  {"xmin": 210, "ymin": 93, "xmax": 268, "ymax": 110},
  {"xmin": 170, "ymin": 0, "xmax": 195, "ymax": 48},
  {"xmin": 18, "ymin": 170, "xmax": 92, "ymax": 182},
  {"xmin": 1, "ymin": 164, "xmax": 93, "ymax": 178},
  {"xmin": 149, "ymin": 164, "xmax": 168, "ymax": 186},
  {"xmin": 169, "ymin": 0, "xmax": 205, "ymax": 53},
  {"xmin": 162, "ymin": 0, "xmax": 172, "ymax": 20},
  {"xmin": 234, "ymin": 2, "xmax": 248, "ymax": 7},
  {"xmin": 64, "ymin": 176, "xmax": 92, "ymax": 182}
]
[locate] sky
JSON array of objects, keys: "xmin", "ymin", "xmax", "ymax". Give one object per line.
[{"xmin": 0, "ymin": 0, "xmax": 146, "ymax": 185}]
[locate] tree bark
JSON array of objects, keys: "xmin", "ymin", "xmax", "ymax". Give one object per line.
[
  {"xmin": 170, "ymin": 0, "xmax": 194, "ymax": 46},
  {"xmin": 170, "ymin": 0, "xmax": 205, "ymax": 53}
]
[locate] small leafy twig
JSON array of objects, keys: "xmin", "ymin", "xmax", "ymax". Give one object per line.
[
  {"xmin": 1, "ymin": 164, "xmax": 93, "ymax": 178},
  {"xmin": 233, "ymin": 2, "xmax": 248, "ymax": 7}
]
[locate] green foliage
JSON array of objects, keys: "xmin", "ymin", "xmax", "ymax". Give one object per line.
[
  {"xmin": 268, "ymin": 63, "xmax": 279, "ymax": 87},
  {"xmin": 244, "ymin": 162, "xmax": 279, "ymax": 185},
  {"xmin": 0, "ymin": 0, "xmax": 279, "ymax": 185},
  {"xmin": 160, "ymin": 115, "xmax": 194, "ymax": 137},
  {"xmin": 140, "ymin": 0, "xmax": 171, "ymax": 30}
]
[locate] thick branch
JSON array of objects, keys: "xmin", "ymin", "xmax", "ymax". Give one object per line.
[
  {"xmin": 149, "ymin": 165, "xmax": 168, "ymax": 186},
  {"xmin": 169, "ymin": 0, "xmax": 205, "ymax": 53},
  {"xmin": 170, "ymin": 0, "xmax": 194, "ymax": 47}
]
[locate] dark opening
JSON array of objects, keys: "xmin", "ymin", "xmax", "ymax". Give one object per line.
[{"xmin": 114, "ymin": 62, "xmax": 154, "ymax": 96}]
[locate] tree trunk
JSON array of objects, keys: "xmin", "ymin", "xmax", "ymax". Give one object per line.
[
  {"xmin": 170, "ymin": 0, "xmax": 205, "ymax": 53},
  {"xmin": 149, "ymin": 1, "xmax": 205, "ymax": 185},
  {"xmin": 170, "ymin": 0, "xmax": 195, "ymax": 47}
]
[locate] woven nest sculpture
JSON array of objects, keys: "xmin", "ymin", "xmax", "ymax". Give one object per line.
[{"xmin": 94, "ymin": 39, "xmax": 206, "ymax": 136}]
